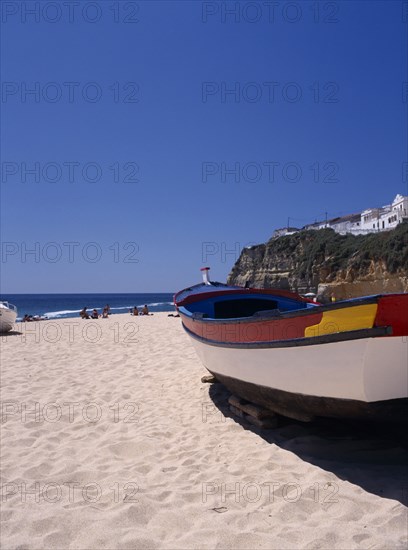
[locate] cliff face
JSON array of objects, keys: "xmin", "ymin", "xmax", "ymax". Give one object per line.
[{"xmin": 227, "ymin": 225, "xmax": 408, "ymax": 301}]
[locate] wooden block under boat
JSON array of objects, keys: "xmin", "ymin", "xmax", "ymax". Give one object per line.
[
  {"xmin": 229, "ymin": 402, "xmax": 278, "ymax": 428},
  {"xmin": 228, "ymin": 395, "xmax": 275, "ymax": 420},
  {"xmin": 201, "ymin": 374, "xmax": 218, "ymax": 384},
  {"xmin": 245, "ymin": 414, "xmax": 278, "ymax": 429},
  {"xmin": 229, "ymin": 405, "xmax": 246, "ymax": 418}
]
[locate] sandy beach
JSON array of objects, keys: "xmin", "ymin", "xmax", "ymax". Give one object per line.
[{"xmin": 1, "ymin": 312, "xmax": 407, "ymax": 550}]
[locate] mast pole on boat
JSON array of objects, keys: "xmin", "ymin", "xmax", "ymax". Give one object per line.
[{"xmin": 200, "ymin": 267, "xmax": 212, "ymax": 285}]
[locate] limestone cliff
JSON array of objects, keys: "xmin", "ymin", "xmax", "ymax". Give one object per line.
[{"xmin": 227, "ymin": 225, "xmax": 408, "ymax": 301}]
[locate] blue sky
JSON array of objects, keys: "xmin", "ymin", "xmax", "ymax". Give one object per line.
[{"xmin": 1, "ymin": 0, "xmax": 407, "ymax": 293}]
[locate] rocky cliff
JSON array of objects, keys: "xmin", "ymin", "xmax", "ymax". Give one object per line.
[{"xmin": 227, "ymin": 224, "xmax": 408, "ymax": 301}]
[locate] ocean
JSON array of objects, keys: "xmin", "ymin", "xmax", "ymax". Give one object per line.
[{"xmin": 1, "ymin": 293, "xmax": 176, "ymax": 321}]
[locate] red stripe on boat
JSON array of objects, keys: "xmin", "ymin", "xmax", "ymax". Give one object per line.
[
  {"xmin": 181, "ymin": 311, "xmax": 324, "ymax": 343},
  {"xmin": 375, "ymin": 294, "xmax": 408, "ymax": 337}
]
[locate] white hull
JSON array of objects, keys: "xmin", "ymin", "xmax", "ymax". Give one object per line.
[
  {"xmin": 190, "ymin": 336, "xmax": 408, "ymax": 403},
  {"xmin": 0, "ymin": 307, "xmax": 17, "ymax": 333}
]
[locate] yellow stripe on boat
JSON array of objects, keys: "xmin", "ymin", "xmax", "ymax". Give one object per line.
[{"xmin": 304, "ymin": 304, "xmax": 378, "ymax": 338}]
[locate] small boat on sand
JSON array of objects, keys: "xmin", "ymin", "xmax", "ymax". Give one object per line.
[
  {"xmin": 174, "ymin": 268, "xmax": 408, "ymax": 423},
  {"xmin": 0, "ymin": 301, "xmax": 18, "ymax": 333}
]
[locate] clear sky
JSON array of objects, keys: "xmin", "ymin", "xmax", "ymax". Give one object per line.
[{"xmin": 1, "ymin": 0, "xmax": 407, "ymax": 293}]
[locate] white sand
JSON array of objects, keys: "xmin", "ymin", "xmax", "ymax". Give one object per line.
[{"xmin": 1, "ymin": 313, "xmax": 407, "ymax": 549}]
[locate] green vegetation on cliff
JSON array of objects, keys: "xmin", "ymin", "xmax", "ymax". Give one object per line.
[
  {"xmin": 227, "ymin": 223, "xmax": 408, "ymax": 293},
  {"xmin": 290, "ymin": 224, "xmax": 408, "ymax": 278},
  {"xmin": 281, "ymin": 223, "xmax": 408, "ymax": 279}
]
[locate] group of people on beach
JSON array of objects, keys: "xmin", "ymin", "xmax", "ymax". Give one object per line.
[
  {"xmin": 21, "ymin": 314, "xmax": 48, "ymax": 322},
  {"xmin": 80, "ymin": 304, "xmax": 110, "ymax": 319},
  {"xmin": 79, "ymin": 304, "xmax": 151, "ymax": 319},
  {"xmin": 131, "ymin": 305, "xmax": 149, "ymax": 316}
]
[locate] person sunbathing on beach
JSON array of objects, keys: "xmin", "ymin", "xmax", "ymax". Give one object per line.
[
  {"xmin": 91, "ymin": 309, "xmax": 99, "ymax": 319},
  {"xmin": 141, "ymin": 305, "xmax": 149, "ymax": 315},
  {"xmin": 133, "ymin": 306, "xmax": 139, "ymax": 316},
  {"xmin": 80, "ymin": 307, "xmax": 90, "ymax": 319},
  {"xmin": 102, "ymin": 308, "xmax": 109, "ymax": 318}
]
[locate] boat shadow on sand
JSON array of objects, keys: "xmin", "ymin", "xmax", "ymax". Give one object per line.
[
  {"xmin": 208, "ymin": 382, "xmax": 408, "ymax": 506},
  {"xmin": 0, "ymin": 330, "xmax": 23, "ymax": 337}
]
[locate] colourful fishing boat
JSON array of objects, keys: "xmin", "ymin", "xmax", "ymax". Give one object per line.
[{"xmin": 174, "ymin": 268, "xmax": 408, "ymax": 423}]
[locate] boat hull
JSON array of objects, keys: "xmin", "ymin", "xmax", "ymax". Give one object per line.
[
  {"xmin": 210, "ymin": 371, "xmax": 408, "ymax": 423},
  {"xmin": 0, "ymin": 309, "xmax": 17, "ymax": 333},
  {"xmin": 188, "ymin": 333, "xmax": 408, "ymax": 422}
]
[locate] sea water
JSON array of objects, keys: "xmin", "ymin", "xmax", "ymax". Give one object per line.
[{"xmin": 0, "ymin": 293, "xmax": 175, "ymax": 321}]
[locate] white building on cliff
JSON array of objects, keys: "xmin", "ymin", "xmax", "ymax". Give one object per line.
[
  {"xmin": 273, "ymin": 194, "xmax": 408, "ymax": 238},
  {"xmin": 360, "ymin": 194, "xmax": 408, "ymax": 232}
]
